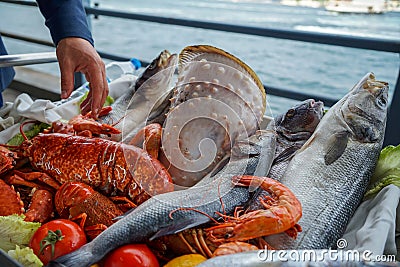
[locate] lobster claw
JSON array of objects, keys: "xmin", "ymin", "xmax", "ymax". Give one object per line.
[
  {"xmin": 0, "ymin": 179, "xmax": 24, "ymax": 216},
  {"xmin": 68, "ymin": 106, "xmax": 121, "ymax": 136},
  {"xmin": 70, "ymin": 118, "xmax": 121, "ymax": 136},
  {"xmin": 0, "ymin": 146, "xmax": 17, "ymax": 175}
]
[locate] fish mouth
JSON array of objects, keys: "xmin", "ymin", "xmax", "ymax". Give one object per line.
[
  {"xmin": 355, "ymin": 72, "xmax": 389, "ymax": 110},
  {"xmin": 308, "ymin": 99, "xmax": 325, "ymax": 118},
  {"xmin": 341, "ymin": 73, "xmax": 389, "ymax": 142},
  {"xmin": 157, "ymin": 50, "xmax": 176, "ymax": 69},
  {"xmin": 353, "ymin": 72, "xmax": 388, "ymax": 95}
]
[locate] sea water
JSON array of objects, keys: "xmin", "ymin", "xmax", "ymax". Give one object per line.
[{"xmin": 0, "ymin": 0, "xmax": 399, "ymax": 115}]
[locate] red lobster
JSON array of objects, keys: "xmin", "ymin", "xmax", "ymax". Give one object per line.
[
  {"xmin": 1, "ymin": 125, "xmax": 173, "ymax": 206},
  {"xmin": 0, "ymin": 179, "xmax": 54, "ymax": 223},
  {"xmin": 55, "ymin": 181, "xmax": 125, "ymax": 240}
]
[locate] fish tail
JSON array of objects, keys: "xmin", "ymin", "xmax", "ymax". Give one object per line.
[{"xmin": 47, "ymin": 247, "xmax": 94, "ymax": 267}]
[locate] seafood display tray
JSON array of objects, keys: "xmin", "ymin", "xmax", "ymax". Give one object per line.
[{"xmin": 0, "ymin": 250, "xmax": 23, "ymax": 267}]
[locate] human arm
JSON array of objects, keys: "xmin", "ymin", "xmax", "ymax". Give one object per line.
[{"xmin": 36, "ymin": 0, "xmax": 108, "ymax": 118}]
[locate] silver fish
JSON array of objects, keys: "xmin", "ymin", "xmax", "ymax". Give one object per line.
[
  {"xmin": 100, "ymin": 50, "xmax": 177, "ymax": 142},
  {"xmin": 265, "ymin": 72, "xmax": 389, "ymax": 250},
  {"xmin": 197, "ymin": 250, "xmax": 399, "ymax": 267},
  {"xmin": 248, "ymin": 99, "xmax": 324, "ymax": 211},
  {"xmin": 49, "ymin": 130, "xmax": 276, "ymax": 267}
]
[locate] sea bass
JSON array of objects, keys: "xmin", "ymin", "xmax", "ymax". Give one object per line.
[
  {"xmin": 49, "ymin": 130, "xmax": 276, "ymax": 267},
  {"xmin": 100, "ymin": 50, "xmax": 177, "ymax": 142},
  {"xmin": 265, "ymin": 72, "xmax": 389, "ymax": 249}
]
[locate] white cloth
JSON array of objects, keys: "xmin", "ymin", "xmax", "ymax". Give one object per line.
[
  {"xmin": 0, "ymin": 93, "xmax": 63, "ymax": 126},
  {"xmin": 0, "ymin": 93, "xmax": 82, "ymax": 143},
  {"xmin": 0, "ymin": 75, "xmax": 135, "ymax": 144},
  {"xmin": 0, "ymin": 102, "xmax": 14, "ymax": 130},
  {"xmin": 342, "ymin": 184, "xmax": 400, "ymax": 260}
]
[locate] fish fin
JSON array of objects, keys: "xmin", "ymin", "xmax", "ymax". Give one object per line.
[
  {"xmin": 178, "ymin": 46, "xmax": 205, "ymax": 74},
  {"xmin": 112, "ymin": 207, "xmax": 136, "ymax": 221},
  {"xmin": 250, "ymin": 133, "xmax": 276, "ymax": 182},
  {"xmin": 178, "ymin": 45, "xmax": 265, "ymax": 104},
  {"xmin": 149, "ymin": 215, "xmax": 210, "ymax": 241},
  {"xmin": 324, "ymin": 131, "xmax": 350, "ymax": 165},
  {"xmin": 273, "ymin": 144, "xmax": 302, "ymax": 165}
]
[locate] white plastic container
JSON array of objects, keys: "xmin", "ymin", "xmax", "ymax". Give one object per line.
[{"xmin": 105, "ymin": 58, "xmax": 141, "ymax": 81}]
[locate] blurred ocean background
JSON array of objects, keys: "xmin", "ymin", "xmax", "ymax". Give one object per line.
[{"xmin": 0, "ymin": 0, "xmax": 399, "ymax": 115}]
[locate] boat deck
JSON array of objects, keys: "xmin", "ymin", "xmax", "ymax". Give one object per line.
[{"xmin": 4, "ymin": 66, "xmax": 60, "ymax": 103}]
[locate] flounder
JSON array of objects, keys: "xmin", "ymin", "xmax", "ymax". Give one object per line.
[{"xmin": 160, "ymin": 45, "xmax": 266, "ymax": 187}]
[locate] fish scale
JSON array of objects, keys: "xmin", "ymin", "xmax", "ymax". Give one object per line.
[
  {"xmin": 271, "ymin": 134, "xmax": 382, "ymax": 249},
  {"xmin": 265, "ymin": 73, "xmax": 388, "ymax": 250}
]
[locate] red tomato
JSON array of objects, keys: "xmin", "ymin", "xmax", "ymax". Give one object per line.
[
  {"xmin": 29, "ymin": 219, "xmax": 87, "ymax": 265},
  {"xmin": 103, "ymin": 244, "xmax": 159, "ymax": 267}
]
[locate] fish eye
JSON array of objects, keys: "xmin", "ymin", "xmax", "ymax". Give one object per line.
[
  {"xmin": 376, "ymin": 96, "xmax": 387, "ymax": 108},
  {"xmin": 148, "ymin": 60, "xmax": 157, "ymax": 70},
  {"xmin": 286, "ymin": 109, "xmax": 295, "ymax": 117}
]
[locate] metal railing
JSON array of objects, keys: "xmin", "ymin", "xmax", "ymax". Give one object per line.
[
  {"xmin": 0, "ymin": 52, "xmax": 56, "ymax": 67},
  {"xmin": 0, "ymin": 0, "xmax": 399, "ymax": 145}
]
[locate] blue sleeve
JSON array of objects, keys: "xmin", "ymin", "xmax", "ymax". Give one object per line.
[
  {"xmin": 36, "ymin": 0, "xmax": 94, "ymax": 46},
  {"xmin": 0, "ymin": 35, "xmax": 16, "ymax": 107}
]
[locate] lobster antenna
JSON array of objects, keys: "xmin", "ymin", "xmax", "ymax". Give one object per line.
[
  {"xmin": 217, "ymin": 176, "xmax": 226, "ymax": 216},
  {"xmin": 0, "ymin": 144, "xmax": 20, "ymax": 149},
  {"xmin": 111, "ymin": 109, "xmax": 134, "ymax": 128},
  {"xmin": 20, "ymin": 120, "xmax": 39, "ymax": 141}
]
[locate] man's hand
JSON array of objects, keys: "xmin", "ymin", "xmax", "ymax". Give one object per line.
[{"xmin": 56, "ymin": 37, "xmax": 108, "ymax": 119}]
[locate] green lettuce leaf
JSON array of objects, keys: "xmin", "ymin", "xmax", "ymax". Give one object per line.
[
  {"xmin": 7, "ymin": 245, "xmax": 43, "ymax": 267},
  {"xmin": 364, "ymin": 170, "xmax": 400, "ymax": 199},
  {"xmin": 370, "ymin": 144, "xmax": 400, "ymax": 185},
  {"xmin": 6, "ymin": 123, "xmax": 50, "ymax": 146},
  {"xmin": 365, "ymin": 144, "xmax": 400, "ymax": 199},
  {"xmin": 78, "ymin": 91, "xmax": 114, "ymax": 111},
  {"xmin": 0, "ymin": 215, "xmax": 41, "ymax": 251}
]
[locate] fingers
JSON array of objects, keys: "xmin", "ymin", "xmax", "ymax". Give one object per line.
[
  {"xmin": 57, "ymin": 37, "xmax": 109, "ymax": 119},
  {"xmin": 80, "ymin": 65, "xmax": 108, "ymax": 119},
  {"xmin": 57, "ymin": 51, "xmax": 75, "ymax": 99},
  {"xmin": 83, "ymin": 62, "xmax": 108, "ymax": 119},
  {"xmin": 80, "ymin": 86, "xmax": 92, "ymax": 115}
]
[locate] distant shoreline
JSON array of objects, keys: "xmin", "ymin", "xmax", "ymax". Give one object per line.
[{"xmin": 279, "ymin": 0, "xmax": 400, "ymax": 13}]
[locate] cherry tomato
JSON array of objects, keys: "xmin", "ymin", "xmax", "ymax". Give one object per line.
[
  {"xmin": 29, "ymin": 219, "xmax": 87, "ymax": 265},
  {"xmin": 103, "ymin": 244, "xmax": 159, "ymax": 267}
]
